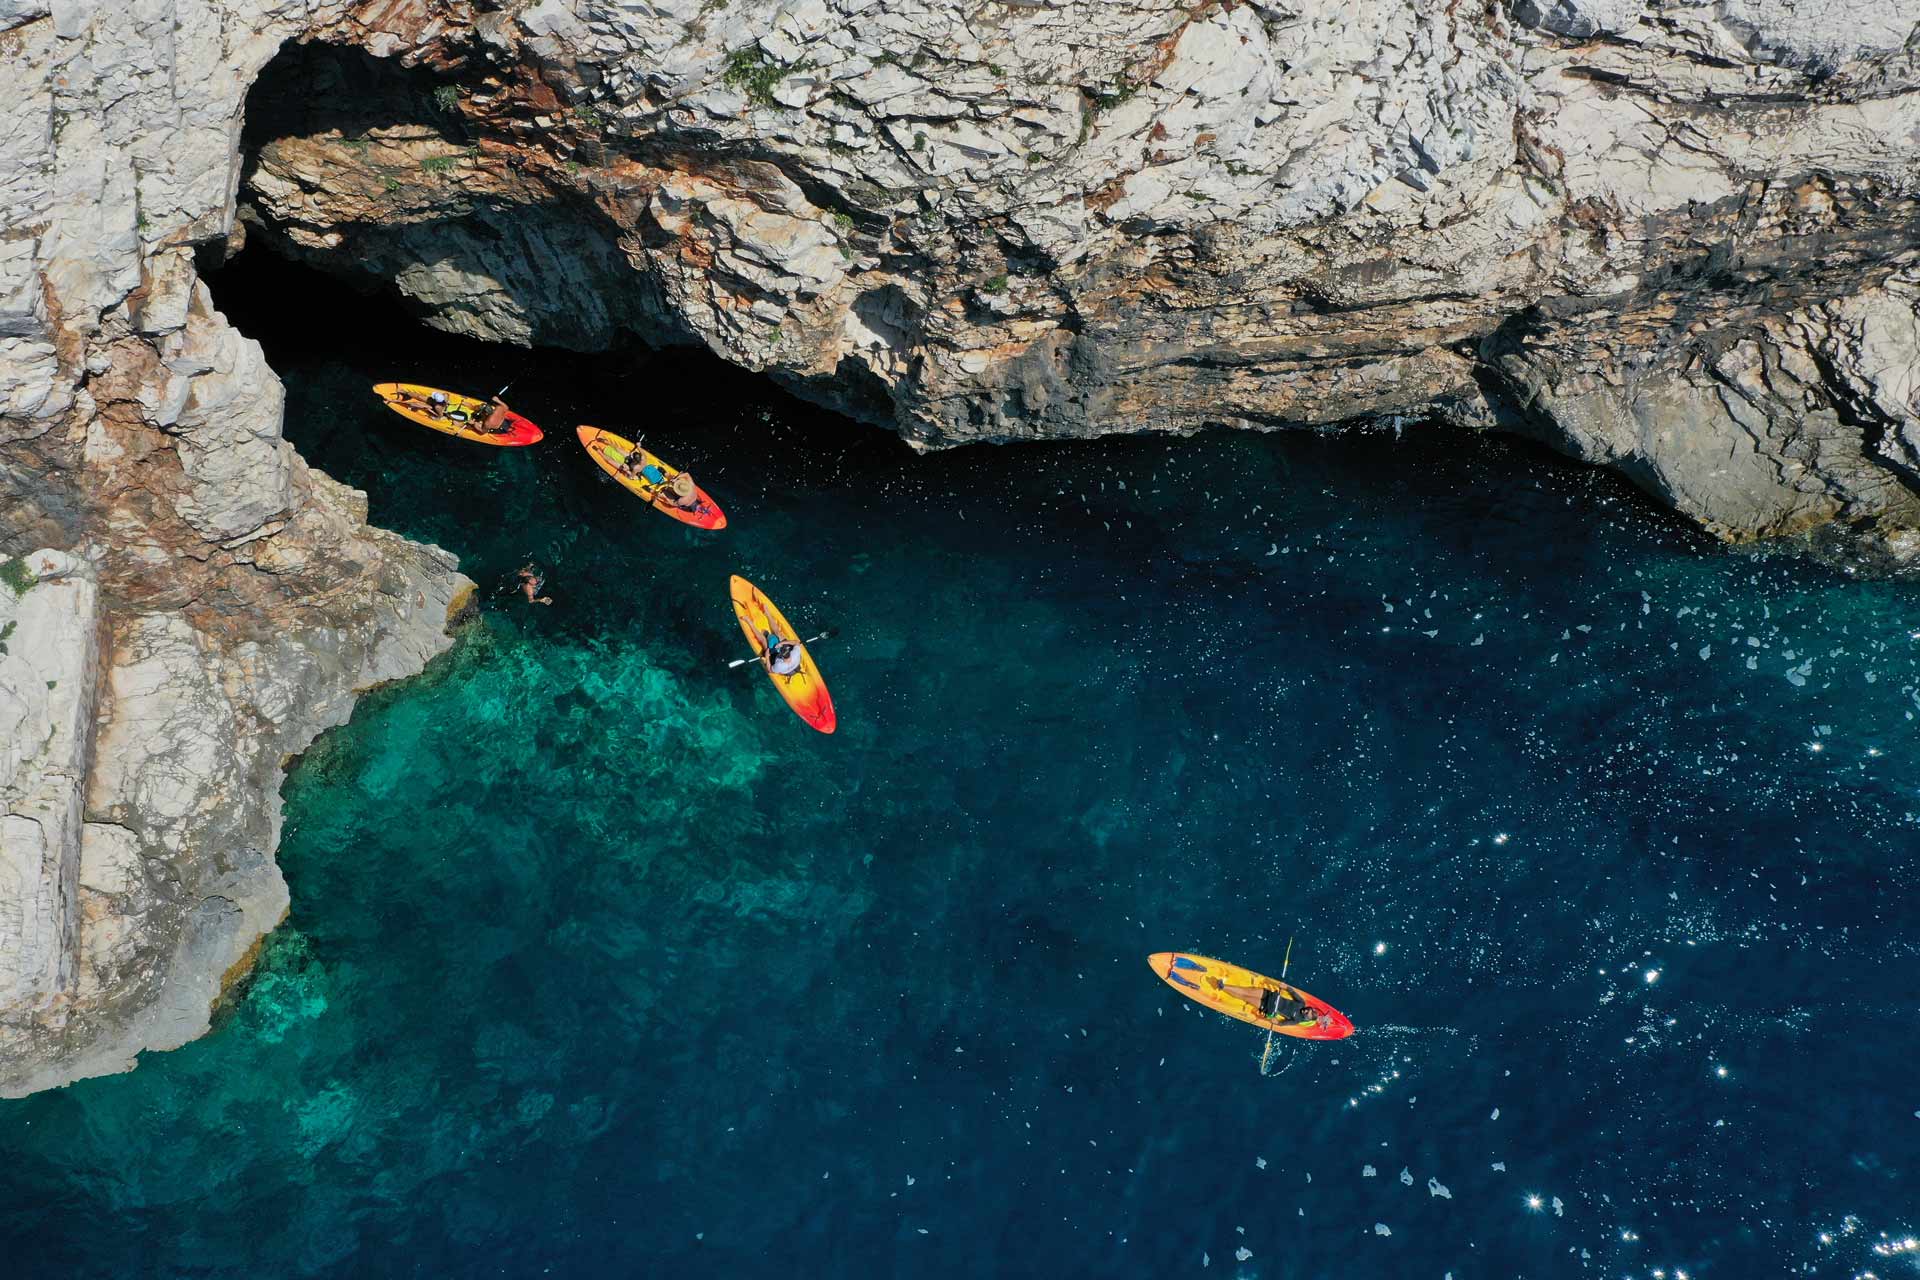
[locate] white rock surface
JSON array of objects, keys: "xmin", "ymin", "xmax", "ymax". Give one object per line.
[
  {"xmin": 0, "ymin": 551, "xmax": 99, "ymax": 1022},
  {"xmin": 213, "ymin": 0, "xmax": 1920, "ymax": 553},
  {"xmin": 0, "ymin": 0, "xmax": 473, "ymax": 1096}
]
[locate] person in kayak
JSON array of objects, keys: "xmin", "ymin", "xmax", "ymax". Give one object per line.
[
  {"xmin": 392, "ymin": 387, "xmax": 452, "ymax": 419},
  {"xmin": 1214, "ymin": 978, "xmax": 1318, "ymax": 1026},
  {"xmin": 764, "ymin": 632, "xmax": 804, "ymax": 677},
  {"xmin": 618, "ymin": 446, "xmax": 663, "ymax": 483},
  {"xmin": 477, "ymin": 396, "xmax": 514, "ymax": 434},
  {"xmin": 661, "ymin": 470, "xmax": 704, "ymax": 512},
  {"xmin": 516, "ymin": 564, "xmax": 552, "ymax": 606}
]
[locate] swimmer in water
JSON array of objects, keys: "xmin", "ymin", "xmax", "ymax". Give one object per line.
[{"xmin": 517, "ymin": 564, "xmax": 552, "ymax": 606}]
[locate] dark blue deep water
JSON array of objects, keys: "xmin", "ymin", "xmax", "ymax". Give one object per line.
[{"xmin": 3, "ymin": 256, "xmax": 1918, "ymax": 1278}]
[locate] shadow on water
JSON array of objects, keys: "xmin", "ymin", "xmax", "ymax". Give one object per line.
[{"xmin": 1, "ymin": 247, "xmax": 1915, "ymax": 1280}]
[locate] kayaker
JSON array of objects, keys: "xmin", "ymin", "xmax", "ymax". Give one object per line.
[
  {"xmin": 619, "ymin": 447, "xmax": 667, "ymax": 486},
  {"xmin": 662, "ymin": 470, "xmax": 703, "ymax": 511},
  {"xmin": 517, "ymin": 564, "xmax": 552, "ymax": 606},
  {"xmin": 1215, "ymin": 978, "xmax": 1317, "ymax": 1026},
  {"xmin": 764, "ymin": 633, "xmax": 803, "ymax": 676},
  {"xmin": 393, "ymin": 387, "xmax": 450, "ymax": 419},
  {"xmin": 478, "ymin": 396, "xmax": 514, "ymax": 434}
]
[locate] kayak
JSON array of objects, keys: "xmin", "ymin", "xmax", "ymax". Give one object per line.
[
  {"xmin": 371, "ymin": 383, "xmax": 543, "ymax": 446},
  {"xmin": 729, "ymin": 574, "xmax": 835, "ymax": 734},
  {"xmin": 1148, "ymin": 952, "xmax": 1355, "ymax": 1040},
  {"xmin": 575, "ymin": 426, "xmax": 726, "ymax": 530}
]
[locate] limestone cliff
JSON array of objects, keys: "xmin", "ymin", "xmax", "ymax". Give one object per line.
[
  {"xmin": 0, "ymin": 2, "xmax": 470, "ymax": 1096},
  {"xmin": 233, "ymin": 0, "xmax": 1920, "ymax": 550},
  {"xmin": 2, "ymin": 0, "xmax": 1918, "ymax": 1093}
]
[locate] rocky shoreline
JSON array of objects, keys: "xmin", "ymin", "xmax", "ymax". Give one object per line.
[
  {"xmin": 234, "ymin": 0, "xmax": 1920, "ymax": 546},
  {"xmin": 3, "ymin": 0, "xmax": 1917, "ymax": 1095}
]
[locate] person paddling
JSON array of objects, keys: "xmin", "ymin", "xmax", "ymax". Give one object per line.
[
  {"xmin": 1214, "ymin": 977, "xmax": 1318, "ymax": 1027},
  {"xmin": 478, "ymin": 395, "xmax": 514, "ymax": 434},
  {"xmin": 764, "ymin": 631, "xmax": 804, "ymax": 676},
  {"xmin": 661, "ymin": 470, "xmax": 704, "ymax": 512}
]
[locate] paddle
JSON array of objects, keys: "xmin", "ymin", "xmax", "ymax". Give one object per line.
[
  {"xmin": 1259, "ymin": 935, "xmax": 1296, "ymax": 1078},
  {"xmin": 728, "ymin": 628, "xmax": 836, "ymax": 670}
]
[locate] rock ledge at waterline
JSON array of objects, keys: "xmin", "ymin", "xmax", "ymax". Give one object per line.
[{"xmin": 2, "ymin": 0, "xmax": 1917, "ymax": 1093}]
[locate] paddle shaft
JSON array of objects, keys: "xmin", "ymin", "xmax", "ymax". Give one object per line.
[
  {"xmin": 729, "ymin": 629, "xmax": 834, "ymax": 670},
  {"xmin": 1260, "ymin": 935, "xmax": 1296, "ymax": 1076}
]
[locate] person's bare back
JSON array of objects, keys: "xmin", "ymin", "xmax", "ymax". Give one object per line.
[
  {"xmin": 517, "ymin": 565, "xmax": 552, "ymax": 605},
  {"xmin": 481, "ymin": 397, "xmax": 512, "ymax": 434}
]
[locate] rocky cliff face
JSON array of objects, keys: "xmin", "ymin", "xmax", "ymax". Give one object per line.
[
  {"xmin": 232, "ymin": 0, "xmax": 1920, "ymax": 552},
  {"xmin": 1, "ymin": 0, "xmax": 1916, "ymax": 1092},
  {"xmin": 1, "ymin": 1, "xmax": 470, "ymax": 1096}
]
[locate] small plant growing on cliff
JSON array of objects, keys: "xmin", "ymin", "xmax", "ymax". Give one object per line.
[
  {"xmin": 382, "ymin": 175, "xmax": 401, "ymax": 192},
  {"xmin": 420, "ymin": 155, "xmax": 457, "ymax": 175},
  {"xmin": 724, "ymin": 47, "xmax": 804, "ymax": 108},
  {"xmin": 575, "ymin": 104, "xmax": 605, "ymax": 129},
  {"xmin": 1092, "ymin": 76, "xmax": 1141, "ymax": 112},
  {"xmin": 982, "ymin": 274, "xmax": 1009, "ymax": 294},
  {"xmin": 0, "ymin": 620, "xmax": 15, "ymax": 654},
  {"xmin": 913, "ymin": 132, "xmax": 927, "ymax": 151},
  {"xmin": 432, "ymin": 84, "xmax": 460, "ymax": 114},
  {"xmin": 0, "ymin": 557, "xmax": 33, "ymax": 596}
]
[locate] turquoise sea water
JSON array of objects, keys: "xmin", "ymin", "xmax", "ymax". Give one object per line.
[{"xmin": 3, "ymin": 256, "xmax": 1919, "ymax": 1277}]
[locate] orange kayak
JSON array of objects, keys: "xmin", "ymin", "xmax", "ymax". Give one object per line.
[
  {"xmin": 1148, "ymin": 952, "xmax": 1355, "ymax": 1040},
  {"xmin": 729, "ymin": 575, "xmax": 835, "ymax": 734},
  {"xmin": 371, "ymin": 383, "xmax": 542, "ymax": 445},
  {"xmin": 576, "ymin": 426, "xmax": 726, "ymax": 530}
]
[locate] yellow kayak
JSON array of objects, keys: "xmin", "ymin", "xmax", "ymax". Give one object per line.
[
  {"xmin": 729, "ymin": 575, "xmax": 835, "ymax": 733},
  {"xmin": 575, "ymin": 426, "xmax": 726, "ymax": 529},
  {"xmin": 371, "ymin": 383, "xmax": 543, "ymax": 446},
  {"xmin": 1148, "ymin": 952, "xmax": 1355, "ymax": 1039}
]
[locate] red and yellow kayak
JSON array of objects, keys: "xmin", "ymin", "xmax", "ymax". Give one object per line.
[
  {"xmin": 576, "ymin": 427, "xmax": 726, "ymax": 530},
  {"xmin": 1149, "ymin": 952, "xmax": 1355, "ymax": 1040},
  {"xmin": 729, "ymin": 575, "xmax": 835, "ymax": 734},
  {"xmin": 371, "ymin": 383, "xmax": 542, "ymax": 446}
]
